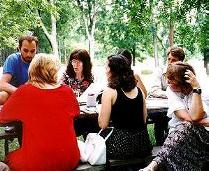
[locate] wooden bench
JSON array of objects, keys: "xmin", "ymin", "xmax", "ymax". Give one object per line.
[
  {"xmin": 0, "ymin": 122, "xmax": 21, "ymax": 155},
  {"xmin": 75, "ymin": 146, "xmax": 161, "ymax": 171}
]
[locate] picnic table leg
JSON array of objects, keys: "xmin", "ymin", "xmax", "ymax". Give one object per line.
[
  {"xmin": 154, "ymin": 115, "xmax": 169, "ymax": 146},
  {"xmin": 4, "ymin": 139, "xmax": 9, "ymax": 155}
]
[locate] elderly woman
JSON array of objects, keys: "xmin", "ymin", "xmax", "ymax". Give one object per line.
[
  {"xmin": 98, "ymin": 54, "xmax": 152, "ymax": 159},
  {"xmin": 140, "ymin": 62, "xmax": 209, "ymax": 171},
  {"xmin": 0, "ymin": 54, "xmax": 80, "ymax": 171},
  {"xmin": 62, "ymin": 49, "xmax": 94, "ymax": 96}
]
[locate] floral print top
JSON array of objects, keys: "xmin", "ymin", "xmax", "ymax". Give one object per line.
[{"xmin": 62, "ymin": 74, "xmax": 93, "ymax": 96}]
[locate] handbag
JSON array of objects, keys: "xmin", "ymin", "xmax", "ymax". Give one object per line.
[{"xmin": 77, "ymin": 128, "xmax": 113, "ymax": 165}]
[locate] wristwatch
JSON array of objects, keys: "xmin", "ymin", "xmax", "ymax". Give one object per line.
[{"xmin": 193, "ymin": 88, "xmax": 202, "ymax": 94}]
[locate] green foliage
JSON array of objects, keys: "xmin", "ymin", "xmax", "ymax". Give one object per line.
[
  {"xmin": 0, "ymin": 0, "xmax": 55, "ymax": 52},
  {"xmin": 95, "ymin": 1, "xmax": 153, "ymax": 61},
  {"xmin": 0, "ymin": 0, "xmax": 209, "ymax": 65},
  {"xmin": 147, "ymin": 124, "xmax": 156, "ymax": 146}
]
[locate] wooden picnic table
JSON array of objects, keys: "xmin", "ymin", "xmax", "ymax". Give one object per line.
[
  {"xmin": 0, "ymin": 98, "xmax": 169, "ymax": 155},
  {"xmin": 75, "ymin": 98, "xmax": 169, "ymax": 145}
]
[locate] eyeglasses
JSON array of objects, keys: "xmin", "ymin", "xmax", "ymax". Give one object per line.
[{"xmin": 71, "ymin": 59, "xmax": 82, "ymax": 65}]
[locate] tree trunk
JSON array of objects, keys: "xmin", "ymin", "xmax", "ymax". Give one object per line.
[
  {"xmin": 203, "ymin": 48, "xmax": 209, "ymax": 75},
  {"xmin": 51, "ymin": 11, "xmax": 59, "ymax": 58},
  {"xmin": 88, "ymin": 34, "xmax": 95, "ymax": 59},
  {"xmin": 132, "ymin": 44, "xmax": 136, "ymax": 66},
  {"xmin": 76, "ymin": 0, "xmax": 97, "ymax": 59},
  {"xmin": 169, "ymin": 21, "xmax": 174, "ymax": 47},
  {"xmin": 38, "ymin": 0, "xmax": 59, "ymax": 59},
  {"xmin": 153, "ymin": 24, "xmax": 159, "ymax": 67}
]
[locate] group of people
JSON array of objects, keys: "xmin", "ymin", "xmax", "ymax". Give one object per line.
[{"xmin": 0, "ymin": 34, "xmax": 208, "ymax": 171}]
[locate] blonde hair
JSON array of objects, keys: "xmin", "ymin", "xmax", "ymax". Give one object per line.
[{"xmin": 28, "ymin": 53, "xmax": 61, "ymax": 87}]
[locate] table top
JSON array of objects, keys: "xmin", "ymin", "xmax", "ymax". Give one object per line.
[
  {"xmin": 146, "ymin": 98, "xmax": 168, "ymax": 109},
  {"xmin": 78, "ymin": 98, "xmax": 168, "ymax": 116}
]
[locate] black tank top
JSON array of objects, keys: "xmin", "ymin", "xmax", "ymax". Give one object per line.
[{"xmin": 110, "ymin": 87, "xmax": 146, "ymax": 130}]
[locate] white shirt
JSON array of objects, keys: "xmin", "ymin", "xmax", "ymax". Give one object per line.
[
  {"xmin": 166, "ymin": 87, "xmax": 209, "ymax": 133},
  {"xmin": 149, "ymin": 67, "xmax": 167, "ymax": 98}
]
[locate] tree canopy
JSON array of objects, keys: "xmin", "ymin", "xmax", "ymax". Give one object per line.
[{"xmin": 0, "ymin": 0, "xmax": 208, "ymax": 66}]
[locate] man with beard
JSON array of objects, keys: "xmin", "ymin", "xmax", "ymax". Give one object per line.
[{"xmin": 0, "ymin": 35, "xmax": 38, "ymax": 105}]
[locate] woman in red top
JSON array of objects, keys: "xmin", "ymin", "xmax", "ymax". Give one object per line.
[{"xmin": 0, "ymin": 53, "xmax": 80, "ymax": 171}]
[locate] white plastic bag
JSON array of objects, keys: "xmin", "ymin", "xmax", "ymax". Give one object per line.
[{"xmin": 77, "ymin": 128, "xmax": 113, "ymax": 165}]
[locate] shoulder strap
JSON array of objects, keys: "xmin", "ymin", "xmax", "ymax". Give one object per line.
[{"xmin": 98, "ymin": 127, "xmax": 114, "ymax": 141}]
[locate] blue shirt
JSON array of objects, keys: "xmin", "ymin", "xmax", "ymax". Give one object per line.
[{"xmin": 3, "ymin": 52, "xmax": 29, "ymax": 87}]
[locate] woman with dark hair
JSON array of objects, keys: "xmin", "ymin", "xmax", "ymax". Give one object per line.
[
  {"xmin": 98, "ymin": 54, "xmax": 152, "ymax": 160},
  {"xmin": 117, "ymin": 49, "xmax": 147, "ymax": 97},
  {"xmin": 140, "ymin": 62, "xmax": 209, "ymax": 171},
  {"xmin": 62, "ymin": 49, "xmax": 93, "ymax": 96}
]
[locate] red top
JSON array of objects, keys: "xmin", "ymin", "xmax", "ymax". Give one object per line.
[{"xmin": 0, "ymin": 84, "xmax": 80, "ymax": 171}]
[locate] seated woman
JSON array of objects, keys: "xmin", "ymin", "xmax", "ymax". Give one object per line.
[
  {"xmin": 98, "ymin": 54, "xmax": 152, "ymax": 159},
  {"xmin": 140, "ymin": 62, "xmax": 209, "ymax": 171},
  {"xmin": 117, "ymin": 49, "xmax": 147, "ymax": 97},
  {"xmin": 0, "ymin": 54, "xmax": 80, "ymax": 171},
  {"xmin": 62, "ymin": 49, "xmax": 94, "ymax": 96}
]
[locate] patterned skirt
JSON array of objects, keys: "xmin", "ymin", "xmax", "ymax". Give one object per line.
[
  {"xmin": 154, "ymin": 122, "xmax": 209, "ymax": 171},
  {"xmin": 103, "ymin": 128, "xmax": 152, "ymax": 160}
]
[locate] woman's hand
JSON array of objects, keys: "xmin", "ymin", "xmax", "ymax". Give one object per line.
[
  {"xmin": 184, "ymin": 69, "xmax": 200, "ymax": 88},
  {"xmin": 198, "ymin": 118, "xmax": 209, "ymax": 127}
]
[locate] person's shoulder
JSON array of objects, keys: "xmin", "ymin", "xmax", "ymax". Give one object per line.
[
  {"xmin": 134, "ymin": 72, "xmax": 140, "ymax": 78},
  {"xmin": 12, "ymin": 84, "xmax": 30, "ymax": 95},
  {"xmin": 103, "ymin": 87, "xmax": 116, "ymax": 95},
  {"xmin": 166, "ymin": 86, "xmax": 175, "ymax": 96},
  {"xmin": 166, "ymin": 86, "xmax": 183, "ymax": 100},
  {"xmin": 60, "ymin": 84, "xmax": 70, "ymax": 89},
  {"xmin": 7, "ymin": 52, "xmax": 20, "ymax": 60},
  {"xmin": 60, "ymin": 84, "xmax": 74, "ymax": 93},
  {"xmin": 5, "ymin": 52, "xmax": 21, "ymax": 64},
  {"xmin": 102, "ymin": 87, "xmax": 116, "ymax": 101}
]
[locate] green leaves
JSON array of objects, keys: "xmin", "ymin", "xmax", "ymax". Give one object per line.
[{"xmin": 0, "ymin": 0, "xmax": 208, "ymax": 63}]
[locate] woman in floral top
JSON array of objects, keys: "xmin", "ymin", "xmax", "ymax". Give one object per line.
[{"xmin": 62, "ymin": 49, "xmax": 94, "ymax": 96}]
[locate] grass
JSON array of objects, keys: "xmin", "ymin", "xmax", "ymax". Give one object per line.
[
  {"xmin": 147, "ymin": 124, "xmax": 156, "ymax": 146},
  {"xmin": 0, "ymin": 139, "xmax": 19, "ymax": 161},
  {"xmin": 0, "ymin": 127, "xmax": 20, "ymax": 161}
]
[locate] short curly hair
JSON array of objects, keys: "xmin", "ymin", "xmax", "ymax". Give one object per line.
[{"xmin": 117, "ymin": 49, "xmax": 132, "ymax": 67}]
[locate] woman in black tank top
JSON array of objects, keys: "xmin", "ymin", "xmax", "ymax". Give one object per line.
[{"xmin": 98, "ymin": 54, "xmax": 152, "ymax": 160}]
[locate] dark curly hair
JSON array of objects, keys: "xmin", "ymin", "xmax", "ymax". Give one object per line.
[
  {"xmin": 63, "ymin": 49, "xmax": 93, "ymax": 84},
  {"xmin": 166, "ymin": 62, "xmax": 195, "ymax": 95},
  {"xmin": 107, "ymin": 54, "xmax": 136, "ymax": 92},
  {"xmin": 117, "ymin": 49, "xmax": 132, "ymax": 67}
]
